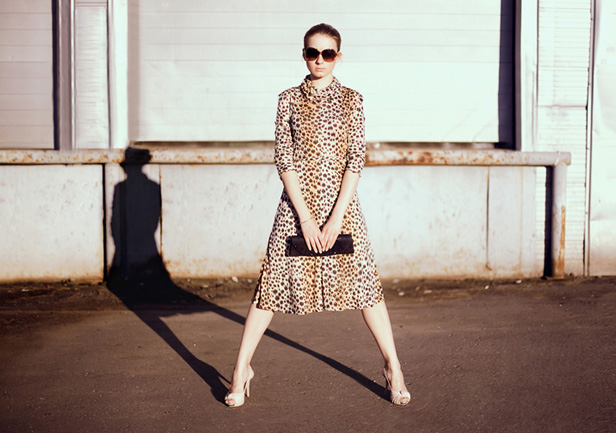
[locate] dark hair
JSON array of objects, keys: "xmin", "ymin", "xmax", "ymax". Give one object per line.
[{"xmin": 303, "ymin": 23, "xmax": 341, "ymax": 51}]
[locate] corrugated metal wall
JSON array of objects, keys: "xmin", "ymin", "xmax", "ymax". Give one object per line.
[
  {"xmin": 130, "ymin": 0, "xmax": 515, "ymax": 145},
  {"xmin": 589, "ymin": 0, "xmax": 616, "ymax": 275},
  {"xmin": 0, "ymin": 0, "xmax": 53, "ymax": 149},
  {"xmin": 536, "ymin": 0, "xmax": 592, "ymax": 275},
  {"xmin": 0, "ymin": 0, "xmax": 608, "ymax": 278},
  {"xmin": 75, "ymin": 0, "xmax": 109, "ymax": 149}
]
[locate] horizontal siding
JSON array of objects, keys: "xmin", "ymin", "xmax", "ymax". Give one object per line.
[
  {"xmin": 0, "ymin": 0, "xmax": 50, "ymax": 13},
  {"xmin": 536, "ymin": 0, "xmax": 592, "ymax": 275},
  {"xmin": 132, "ymin": 0, "xmax": 514, "ymax": 144},
  {"xmin": 141, "ymin": 28, "xmax": 514, "ymax": 48},
  {"xmin": 0, "ymin": 29, "xmax": 51, "ymax": 45},
  {"xmin": 138, "ymin": 0, "xmax": 505, "ymax": 14},
  {"xmin": 140, "ymin": 44, "xmax": 506, "ymax": 64},
  {"xmin": 0, "ymin": 46, "xmax": 52, "ymax": 62},
  {"xmin": 0, "ymin": 94, "xmax": 52, "ymax": 110},
  {"xmin": 0, "ymin": 14, "xmax": 51, "ymax": 29},
  {"xmin": 0, "ymin": 0, "xmax": 53, "ymax": 149},
  {"xmin": 138, "ymin": 12, "xmax": 509, "ymax": 31},
  {"xmin": 0, "ymin": 62, "xmax": 52, "ymax": 78},
  {"xmin": 0, "ymin": 78, "xmax": 52, "ymax": 94},
  {"xmin": 0, "ymin": 126, "xmax": 53, "ymax": 144},
  {"xmin": 0, "ymin": 111, "xmax": 51, "ymax": 126}
]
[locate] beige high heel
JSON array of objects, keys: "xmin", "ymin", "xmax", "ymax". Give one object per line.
[
  {"xmin": 225, "ymin": 367, "xmax": 254, "ymax": 408},
  {"xmin": 383, "ymin": 368, "xmax": 411, "ymax": 406}
]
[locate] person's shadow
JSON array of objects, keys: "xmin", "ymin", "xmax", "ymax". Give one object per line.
[{"xmin": 106, "ymin": 148, "xmax": 385, "ymax": 402}]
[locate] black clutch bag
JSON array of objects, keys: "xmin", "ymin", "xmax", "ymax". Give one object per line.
[{"xmin": 286, "ymin": 234, "xmax": 354, "ymax": 257}]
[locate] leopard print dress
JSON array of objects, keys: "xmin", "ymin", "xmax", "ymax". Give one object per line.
[{"xmin": 252, "ymin": 76, "xmax": 383, "ymax": 315}]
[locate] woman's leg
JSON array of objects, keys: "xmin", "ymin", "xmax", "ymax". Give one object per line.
[
  {"xmin": 225, "ymin": 303, "xmax": 274, "ymax": 404},
  {"xmin": 361, "ymin": 301, "xmax": 410, "ymax": 401}
]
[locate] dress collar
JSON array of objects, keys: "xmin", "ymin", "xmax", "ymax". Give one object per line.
[{"xmin": 300, "ymin": 75, "xmax": 341, "ymax": 103}]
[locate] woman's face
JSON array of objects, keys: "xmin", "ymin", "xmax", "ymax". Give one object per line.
[{"xmin": 303, "ymin": 33, "xmax": 341, "ymax": 81}]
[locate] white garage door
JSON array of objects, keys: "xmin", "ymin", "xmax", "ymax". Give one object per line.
[
  {"xmin": 130, "ymin": 0, "xmax": 514, "ymax": 145},
  {"xmin": 0, "ymin": 0, "xmax": 53, "ymax": 149}
]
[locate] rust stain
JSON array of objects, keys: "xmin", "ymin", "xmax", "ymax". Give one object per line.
[
  {"xmin": 481, "ymin": 153, "xmax": 495, "ymax": 165},
  {"xmin": 417, "ymin": 151, "xmax": 434, "ymax": 165},
  {"xmin": 392, "ymin": 150, "xmax": 410, "ymax": 165},
  {"xmin": 0, "ymin": 148, "xmax": 571, "ymax": 167}
]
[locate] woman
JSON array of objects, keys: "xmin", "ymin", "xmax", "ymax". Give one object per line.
[{"xmin": 225, "ymin": 23, "xmax": 411, "ymax": 407}]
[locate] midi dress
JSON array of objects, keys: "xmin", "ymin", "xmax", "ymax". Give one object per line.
[{"xmin": 252, "ymin": 76, "xmax": 383, "ymax": 315}]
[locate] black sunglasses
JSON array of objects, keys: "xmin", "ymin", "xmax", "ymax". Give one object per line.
[{"xmin": 304, "ymin": 47, "xmax": 338, "ymax": 62}]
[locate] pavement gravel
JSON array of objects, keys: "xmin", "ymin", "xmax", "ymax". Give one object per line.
[{"xmin": 0, "ymin": 277, "xmax": 614, "ymax": 433}]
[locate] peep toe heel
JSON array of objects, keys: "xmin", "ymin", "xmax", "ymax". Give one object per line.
[
  {"xmin": 225, "ymin": 368, "xmax": 254, "ymax": 408},
  {"xmin": 383, "ymin": 368, "xmax": 411, "ymax": 406}
]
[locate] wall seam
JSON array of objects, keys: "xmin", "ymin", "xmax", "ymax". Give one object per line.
[
  {"xmin": 485, "ymin": 166, "xmax": 491, "ymax": 271},
  {"xmin": 583, "ymin": 0, "xmax": 597, "ymax": 276}
]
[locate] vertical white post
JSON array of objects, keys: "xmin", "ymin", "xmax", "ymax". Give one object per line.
[
  {"xmin": 55, "ymin": 0, "xmax": 74, "ymax": 150},
  {"xmin": 74, "ymin": 1, "xmax": 110, "ymax": 149},
  {"xmin": 108, "ymin": 0, "xmax": 129, "ymax": 150},
  {"xmin": 552, "ymin": 161, "xmax": 567, "ymax": 278},
  {"xmin": 583, "ymin": 0, "xmax": 597, "ymax": 276},
  {"xmin": 515, "ymin": 0, "xmax": 539, "ymax": 152}
]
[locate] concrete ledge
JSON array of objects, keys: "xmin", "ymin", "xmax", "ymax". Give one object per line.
[
  {"xmin": 0, "ymin": 148, "xmax": 272, "ymax": 165},
  {"xmin": 0, "ymin": 146, "xmax": 571, "ymax": 280},
  {"xmin": 0, "ymin": 147, "xmax": 572, "ymax": 167},
  {"xmin": 366, "ymin": 149, "xmax": 571, "ymax": 167}
]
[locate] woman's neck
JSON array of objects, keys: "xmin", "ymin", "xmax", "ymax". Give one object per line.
[{"xmin": 309, "ymin": 74, "xmax": 334, "ymax": 90}]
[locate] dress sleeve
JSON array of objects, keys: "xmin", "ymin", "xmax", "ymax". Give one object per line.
[
  {"xmin": 346, "ymin": 91, "xmax": 366, "ymax": 174},
  {"xmin": 274, "ymin": 91, "xmax": 295, "ymax": 177}
]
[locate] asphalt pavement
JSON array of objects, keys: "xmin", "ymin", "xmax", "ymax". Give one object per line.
[{"xmin": 0, "ymin": 277, "xmax": 614, "ymax": 433}]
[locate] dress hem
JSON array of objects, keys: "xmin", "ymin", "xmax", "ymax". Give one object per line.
[{"xmin": 251, "ymin": 296, "xmax": 384, "ymax": 316}]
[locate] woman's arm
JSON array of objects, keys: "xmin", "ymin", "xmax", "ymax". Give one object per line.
[
  {"xmin": 322, "ymin": 90, "xmax": 366, "ymax": 251},
  {"xmin": 280, "ymin": 170, "xmax": 325, "ymax": 254},
  {"xmin": 275, "ymin": 91, "xmax": 325, "ymax": 253},
  {"xmin": 321, "ymin": 170, "xmax": 359, "ymax": 250}
]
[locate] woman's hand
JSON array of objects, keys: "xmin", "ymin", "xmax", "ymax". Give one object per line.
[
  {"xmin": 322, "ymin": 214, "xmax": 343, "ymax": 251},
  {"xmin": 320, "ymin": 171, "xmax": 358, "ymax": 251},
  {"xmin": 301, "ymin": 217, "xmax": 325, "ymax": 253}
]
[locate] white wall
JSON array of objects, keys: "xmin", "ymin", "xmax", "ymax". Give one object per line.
[
  {"xmin": 0, "ymin": 165, "xmax": 104, "ymax": 282},
  {"xmin": 1, "ymin": 0, "xmax": 612, "ymax": 281},
  {"xmin": 535, "ymin": 0, "xmax": 592, "ymax": 275},
  {"xmin": 0, "ymin": 160, "xmax": 546, "ymax": 282},
  {"xmin": 130, "ymin": 0, "xmax": 515, "ymax": 145},
  {"xmin": 158, "ymin": 165, "xmax": 282, "ymax": 277},
  {"xmin": 359, "ymin": 165, "xmax": 540, "ymax": 278},
  {"xmin": 0, "ymin": 0, "xmax": 53, "ymax": 149},
  {"xmin": 100, "ymin": 162, "xmax": 542, "ymax": 280},
  {"xmin": 75, "ymin": 0, "xmax": 110, "ymax": 149},
  {"xmin": 589, "ymin": 0, "xmax": 616, "ymax": 275}
]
